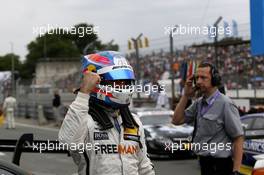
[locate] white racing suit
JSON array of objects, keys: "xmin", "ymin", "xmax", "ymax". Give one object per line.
[
  {"xmin": 3, "ymin": 96, "xmax": 17, "ymax": 129},
  {"xmin": 58, "ymin": 92, "xmax": 155, "ymax": 175}
]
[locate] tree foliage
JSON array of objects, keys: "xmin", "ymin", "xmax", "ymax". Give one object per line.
[
  {"xmin": 0, "ymin": 53, "xmax": 21, "ymax": 71},
  {"xmin": 22, "ymin": 23, "xmax": 119, "ymax": 79}
]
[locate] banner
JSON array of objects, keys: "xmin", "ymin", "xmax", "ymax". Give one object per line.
[{"xmin": 250, "ymin": 0, "xmax": 264, "ymax": 56}]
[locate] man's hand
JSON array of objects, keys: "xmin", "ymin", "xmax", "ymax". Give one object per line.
[
  {"xmin": 172, "ymin": 75, "xmax": 196, "ymax": 125},
  {"xmin": 80, "ymin": 71, "xmax": 101, "ymax": 94},
  {"xmin": 184, "ymin": 75, "xmax": 196, "ymax": 98}
]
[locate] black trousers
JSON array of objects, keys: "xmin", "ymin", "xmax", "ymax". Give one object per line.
[{"xmin": 199, "ymin": 156, "xmax": 233, "ymax": 175}]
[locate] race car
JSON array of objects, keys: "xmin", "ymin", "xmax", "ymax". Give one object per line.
[
  {"xmin": 132, "ymin": 108, "xmax": 194, "ymax": 158},
  {"xmin": 240, "ymin": 113, "xmax": 264, "ymax": 175},
  {"xmin": 251, "ymin": 154, "xmax": 264, "ymax": 175}
]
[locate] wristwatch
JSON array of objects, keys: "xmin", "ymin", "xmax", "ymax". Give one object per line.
[{"xmin": 232, "ymin": 171, "xmax": 240, "ymax": 175}]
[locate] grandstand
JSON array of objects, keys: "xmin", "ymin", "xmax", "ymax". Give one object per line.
[
  {"xmin": 7, "ymin": 21, "xmax": 262, "ymax": 116},
  {"xmin": 26, "ymin": 41, "xmax": 263, "ymax": 98},
  {"xmin": 127, "ymin": 42, "xmax": 264, "ymax": 90}
]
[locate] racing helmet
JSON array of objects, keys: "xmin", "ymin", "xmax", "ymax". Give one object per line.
[{"xmin": 81, "ymin": 51, "xmax": 135, "ymax": 108}]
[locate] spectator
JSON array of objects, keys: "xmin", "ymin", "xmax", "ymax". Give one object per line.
[
  {"xmin": 156, "ymin": 89, "xmax": 170, "ymax": 109},
  {"xmin": 52, "ymin": 90, "xmax": 61, "ymax": 126},
  {"xmin": 3, "ymin": 93, "xmax": 17, "ymax": 129}
]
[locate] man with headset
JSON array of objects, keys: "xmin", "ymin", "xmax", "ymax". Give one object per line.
[{"xmin": 172, "ymin": 62, "xmax": 243, "ymax": 175}]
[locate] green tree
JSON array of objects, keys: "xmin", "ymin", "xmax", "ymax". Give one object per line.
[
  {"xmin": 70, "ymin": 23, "xmax": 118, "ymax": 53},
  {"xmin": 0, "ymin": 53, "xmax": 21, "ymax": 72},
  {"xmin": 70, "ymin": 23, "xmax": 99, "ymax": 54},
  {"xmin": 23, "ymin": 23, "xmax": 119, "ymax": 79}
]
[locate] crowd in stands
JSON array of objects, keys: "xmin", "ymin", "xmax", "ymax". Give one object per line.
[
  {"xmin": 54, "ymin": 43, "xmax": 264, "ymax": 93},
  {"xmin": 127, "ymin": 43, "xmax": 264, "ymax": 89}
]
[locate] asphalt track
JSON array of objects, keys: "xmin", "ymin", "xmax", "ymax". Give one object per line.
[{"xmin": 0, "ymin": 123, "xmax": 200, "ymax": 175}]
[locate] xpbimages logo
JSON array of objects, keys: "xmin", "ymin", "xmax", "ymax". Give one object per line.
[
  {"xmin": 96, "ymin": 82, "xmax": 166, "ymax": 96},
  {"xmin": 164, "ymin": 141, "xmax": 232, "ymax": 154},
  {"xmin": 33, "ymin": 24, "xmax": 99, "ymax": 37},
  {"xmin": 26, "ymin": 140, "xmax": 139, "ymax": 155},
  {"xmin": 164, "ymin": 24, "xmax": 232, "ymax": 37}
]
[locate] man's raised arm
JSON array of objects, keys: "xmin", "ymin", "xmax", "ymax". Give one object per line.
[{"xmin": 172, "ymin": 75, "xmax": 195, "ymax": 125}]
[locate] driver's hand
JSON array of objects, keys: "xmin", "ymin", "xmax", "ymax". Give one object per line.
[{"xmin": 80, "ymin": 71, "xmax": 101, "ymax": 94}]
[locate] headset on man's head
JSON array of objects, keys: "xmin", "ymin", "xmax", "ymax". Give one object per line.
[{"xmin": 198, "ymin": 62, "xmax": 221, "ymax": 87}]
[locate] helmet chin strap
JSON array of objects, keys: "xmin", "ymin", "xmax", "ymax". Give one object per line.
[
  {"xmin": 120, "ymin": 107, "xmax": 139, "ymax": 129},
  {"xmin": 88, "ymin": 97, "xmax": 138, "ymax": 130}
]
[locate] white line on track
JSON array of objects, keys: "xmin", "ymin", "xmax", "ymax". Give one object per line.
[
  {"xmin": 0, "ymin": 152, "xmax": 6, "ymax": 156},
  {"xmin": 15, "ymin": 123, "xmax": 59, "ymax": 132}
]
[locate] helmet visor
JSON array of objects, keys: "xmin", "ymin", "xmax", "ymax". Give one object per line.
[{"xmin": 100, "ymin": 68, "xmax": 135, "ymax": 81}]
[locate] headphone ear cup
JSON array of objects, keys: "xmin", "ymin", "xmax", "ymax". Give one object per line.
[
  {"xmin": 211, "ymin": 67, "xmax": 216, "ymax": 86},
  {"xmin": 212, "ymin": 73, "xmax": 221, "ymax": 86},
  {"xmin": 211, "ymin": 66, "xmax": 221, "ymax": 86},
  {"xmin": 215, "ymin": 74, "xmax": 221, "ymax": 86},
  {"xmin": 211, "ymin": 74, "xmax": 216, "ymax": 86}
]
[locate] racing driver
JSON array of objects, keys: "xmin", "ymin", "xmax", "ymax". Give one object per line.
[{"xmin": 59, "ymin": 51, "xmax": 155, "ymax": 175}]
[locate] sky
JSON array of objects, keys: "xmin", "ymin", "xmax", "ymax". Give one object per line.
[{"xmin": 0, "ymin": 0, "xmax": 250, "ymax": 61}]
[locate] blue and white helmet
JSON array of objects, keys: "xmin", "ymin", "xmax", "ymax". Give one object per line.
[{"xmin": 81, "ymin": 51, "xmax": 135, "ymax": 107}]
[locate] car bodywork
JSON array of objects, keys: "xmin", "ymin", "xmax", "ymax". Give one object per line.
[
  {"xmin": 132, "ymin": 108, "xmax": 194, "ymax": 158},
  {"xmin": 240, "ymin": 113, "xmax": 264, "ymax": 175}
]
